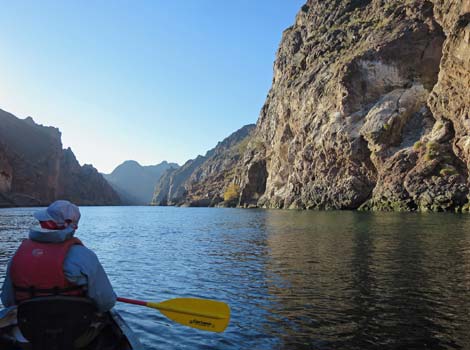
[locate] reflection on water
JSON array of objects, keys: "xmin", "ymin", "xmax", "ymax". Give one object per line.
[
  {"xmin": 1, "ymin": 207, "xmax": 470, "ymax": 349},
  {"xmin": 263, "ymin": 211, "xmax": 470, "ymax": 349}
]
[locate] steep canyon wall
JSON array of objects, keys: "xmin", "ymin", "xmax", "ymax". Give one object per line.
[{"xmin": 236, "ymin": 0, "xmax": 469, "ymax": 211}]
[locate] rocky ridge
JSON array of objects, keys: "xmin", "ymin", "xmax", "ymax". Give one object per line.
[
  {"xmin": 152, "ymin": 124, "xmax": 255, "ymax": 207},
  {"xmin": 0, "ymin": 109, "xmax": 120, "ymax": 207}
]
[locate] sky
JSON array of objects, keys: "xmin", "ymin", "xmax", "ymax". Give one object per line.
[{"xmin": 0, "ymin": 0, "xmax": 304, "ymax": 173}]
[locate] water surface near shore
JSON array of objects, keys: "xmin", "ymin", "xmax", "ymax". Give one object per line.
[{"xmin": 1, "ymin": 207, "xmax": 470, "ymax": 349}]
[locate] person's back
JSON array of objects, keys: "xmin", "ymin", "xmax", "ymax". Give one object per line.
[{"xmin": 1, "ymin": 200, "xmax": 116, "ymax": 312}]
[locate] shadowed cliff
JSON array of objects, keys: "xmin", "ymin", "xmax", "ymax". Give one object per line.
[{"xmin": 0, "ymin": 108, "xmax": 120, "ymax": 207}]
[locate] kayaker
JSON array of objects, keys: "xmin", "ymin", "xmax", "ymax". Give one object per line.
[{"xmin": 0, "ymin": 199, "xmax": 116, "ymax": 311}]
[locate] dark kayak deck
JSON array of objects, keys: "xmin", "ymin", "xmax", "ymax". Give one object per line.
[{"xmin": 0, "ymin": 308, "xmax": 143, "ymax": 350}]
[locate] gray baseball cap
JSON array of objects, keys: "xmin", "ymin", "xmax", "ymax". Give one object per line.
[{"xmin": 33, "ymin": 200, "xmax": 81, "ymax": 227}]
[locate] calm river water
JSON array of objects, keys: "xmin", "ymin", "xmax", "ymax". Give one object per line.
[{"xmin": 1, "ymin": 207, "xmax": 470, "ymax": 349}]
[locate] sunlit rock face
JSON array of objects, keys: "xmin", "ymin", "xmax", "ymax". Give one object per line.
[
  {"xmin": 0, "ymin": 109, "xmax": 120, "ymax": 207},
  {"xmin": 237, "ymin": 0, "xmax": 470, "ymax": 211},
  {"xmin": 427, "ymin": 1, "xmax": 470, "ymax": 198}
]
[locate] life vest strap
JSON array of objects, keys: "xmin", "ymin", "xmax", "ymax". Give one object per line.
[{"xmin": 14, "ymin": 284, "xmax": 87, "ymax": 298}]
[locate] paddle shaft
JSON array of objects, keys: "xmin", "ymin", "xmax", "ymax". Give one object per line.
[{"xmin": 117, "ymin": 297, "xmax": 146, "ymax": 307}]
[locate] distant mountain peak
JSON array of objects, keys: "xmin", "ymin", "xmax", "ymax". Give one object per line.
[
  {"xmin": 117, "ymin": 160, "xmax": 142, "ymax": 168},
  {"xmin": 104, "ymin": 160, "xmax": 179, "ymax": 205}
]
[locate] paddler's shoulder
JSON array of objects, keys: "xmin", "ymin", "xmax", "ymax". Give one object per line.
[{"xmin": 66, "ymin": 244, "xmax": 100, "ymax": 269}]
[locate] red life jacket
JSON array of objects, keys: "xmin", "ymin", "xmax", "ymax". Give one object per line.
[{"xmin": 10, "ymin": 237, "xmax": 86, "ymax": 303}]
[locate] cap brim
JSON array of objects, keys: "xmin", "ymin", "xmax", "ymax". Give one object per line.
[{"xmin": 33, "ymin": 209, "xmax": 54, "ymax": 222}]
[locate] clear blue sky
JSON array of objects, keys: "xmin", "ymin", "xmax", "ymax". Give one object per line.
[{"xmin": 0, "ymin": 0, "xmax": 304, "ymax": 173}]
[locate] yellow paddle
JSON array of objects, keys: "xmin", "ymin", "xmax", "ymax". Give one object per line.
[{"xmin": 117, "ymin": 297, "xmax": 230, "ymax": 332}]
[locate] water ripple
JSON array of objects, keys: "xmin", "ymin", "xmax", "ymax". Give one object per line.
[{"xmin": 1, "ymin": 207, "xmax": 470, "ymax": 349}]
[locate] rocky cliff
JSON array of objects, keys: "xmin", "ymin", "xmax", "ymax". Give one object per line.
[
  {"xmin": 234, "ymin": 0, "xmax": 469, "ymax": 211},
  {"xmin": 103, "ymin": 160, "xmax": 179, "ymax": 205},
  {"xmin": 0, "ymin": 108, "xmax": 120, "ymax": 207},
  {"xmin": 152, "ymin": 124, "xmax": 255, "ymax": 207}
]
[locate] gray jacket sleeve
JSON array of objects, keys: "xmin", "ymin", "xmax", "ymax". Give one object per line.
[
  {"xmin": 64, "ymin": 245, "xmax": 117, "ymax": 312},
  {"xmin": 1, "ymin": 260, "xmax": 15, "ymax": 307}
]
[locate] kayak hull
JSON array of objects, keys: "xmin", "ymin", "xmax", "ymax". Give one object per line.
[{"xmin": 109, "ymin": 309, "xmax": 143, "ymax": 349}]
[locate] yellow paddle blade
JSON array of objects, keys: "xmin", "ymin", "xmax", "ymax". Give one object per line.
[{"xmin": 147, "ymin": 298, "xmax": 230, "ymax": 333}]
